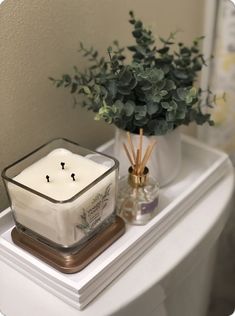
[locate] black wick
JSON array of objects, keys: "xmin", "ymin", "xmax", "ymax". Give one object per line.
[
  {"xmin": 61, "ymin": 162, "xmax": 65, "ymax": 170},
  {"xmin": 46, "ymin": 175, "xmax": 50, "ymax": 183},
  {"xmin": 71, "ymin": 173, "xmax": 76, "ymax": 181}
]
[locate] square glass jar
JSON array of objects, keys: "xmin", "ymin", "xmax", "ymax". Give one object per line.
[{"xmin": 2, "ymin": 138, "xmax": 119, "ymax": 249}]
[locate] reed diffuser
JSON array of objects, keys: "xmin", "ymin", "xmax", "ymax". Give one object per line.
[{"xmin": 118, "ymin": 129, "xmax": 160, "ymax": 225}]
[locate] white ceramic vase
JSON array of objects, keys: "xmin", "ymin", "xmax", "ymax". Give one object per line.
[{"xmin": 114, "ymin": 128, "xmax": 181, "ymax": 187}]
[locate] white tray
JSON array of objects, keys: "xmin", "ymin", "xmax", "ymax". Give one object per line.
[{"xmin": 0, "ymin": 135, "xmax": 231, "ymax": 310}]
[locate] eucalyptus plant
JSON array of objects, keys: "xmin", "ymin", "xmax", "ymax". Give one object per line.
[{"xmin": 50, "ymin": 11, "xmax": 215, "ymax": 135}]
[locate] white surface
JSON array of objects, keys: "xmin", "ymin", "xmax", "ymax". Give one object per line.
[
  {"xmin": 0, "ymin": 136, "xmax": 231, "ymax": 310},
  {"xmin": 0, "ymin": 165, "xmax": 234, "ymax": 316}
]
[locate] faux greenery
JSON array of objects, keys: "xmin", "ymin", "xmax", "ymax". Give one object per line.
[{"xmin": 50, "ymin": 11, "xmax": 215, "ymax": 135}]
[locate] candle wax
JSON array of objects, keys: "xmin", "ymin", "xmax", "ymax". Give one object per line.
[
  {"xmin": 14, "ymin": 148, "xmax": 109, "ymax": 201},
  {"xmin": 9, "ymin": 148, "xmax": 116, "ymax": 247}
]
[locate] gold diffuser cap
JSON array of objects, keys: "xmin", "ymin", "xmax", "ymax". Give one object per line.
[
  {"xmin": 123, "ymin": 128, "xmax": 156, "ymax": 188},
  {"xmin": 128, "ymin": 166, "xmax": 149, "ymax": 187}
]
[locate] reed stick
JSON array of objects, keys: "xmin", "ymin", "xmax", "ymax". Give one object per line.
[
  {"xmin": 127, "ymin": 132, "xmax": 136, "ymax": 163},
  {"xmin": 139, "ymin": 128, "xmax": 143, "ymax": 165},
  {"xmin": 135, "ymin": 149, "xmax": 140, "ymax": 174},
  {"xmin": 139, "ymin": 144, "xmax": 151, "ymax": 173},
  {"xmin": 140, "ymin": 141, "xmax": 156, "ymax": 174},
  {"xmin": 122, "ymin": 129, "xmax": 157, "ymax": 176},
  {"xmin": 123, "ymin": 143, "xmax": 135, "ymax": 168}
]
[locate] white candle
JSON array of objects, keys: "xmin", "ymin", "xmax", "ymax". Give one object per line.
[{"xmin": 8, "ymin": 148, "xmax": 116, "ymax": 247}]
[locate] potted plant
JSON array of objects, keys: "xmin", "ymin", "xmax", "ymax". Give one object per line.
[{"xmin": 50, "ymin": 11, "xmax": 214, "ymax": 185}]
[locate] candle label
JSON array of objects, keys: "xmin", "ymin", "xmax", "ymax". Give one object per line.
[{"xmin": 77, "ymin": 183, "xmax": 112, "ymax": 234}]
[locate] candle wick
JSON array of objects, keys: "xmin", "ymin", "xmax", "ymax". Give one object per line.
[
  {"xmin": 61, "ymin": 162, "xmax": 65, "ymax": 170},
  {"xmin": 71, "ymin": 173, "xmax": 76, "ymax": 181},
  {"xmin": 46, "ymin": 175, "xmax": 50, "ymax": 183}
]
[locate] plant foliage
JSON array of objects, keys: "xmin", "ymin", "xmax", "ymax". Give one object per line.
[{"xmin": 50, "ymin": 11, "xmax": 215, "ymax": 135}]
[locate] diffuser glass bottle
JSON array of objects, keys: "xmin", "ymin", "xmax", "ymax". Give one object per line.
[{"xmin": 117, "ymin": 129, "xmax": 160, "ymax": 225}]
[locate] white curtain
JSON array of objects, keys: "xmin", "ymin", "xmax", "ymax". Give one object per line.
[
  {"xmin": 200, "ymin": 1, "xmax": 235, "ymax": 315},
  {"xmin": 199, "ymin": 0, "xmax": 235, "ymax": 165}
]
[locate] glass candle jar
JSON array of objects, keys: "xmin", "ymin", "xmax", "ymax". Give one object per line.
[
  {"xmin": 118, "ymin": 167, "xmax": 160, "ymax": 225},
  {"xmin": 2, "ymin": 138, "xmax": 119, "ymax": 249}
]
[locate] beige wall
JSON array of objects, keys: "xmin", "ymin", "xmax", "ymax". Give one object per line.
[{"xmin": 0, "ymin": 0, "xmax": 205, "ymax": 210}]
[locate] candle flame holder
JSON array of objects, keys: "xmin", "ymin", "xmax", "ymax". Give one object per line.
[{"xmin": 2, "ymin": 138, "xmax": 125, "ymax": 273}]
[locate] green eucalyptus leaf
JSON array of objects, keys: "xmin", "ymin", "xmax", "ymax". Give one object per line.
[
  {"xmin": 94, "ymin": 84, "xmax": 101, "ymax": 94},
  {"xmin": 173, "ymin": 69, "xmax": 188, "ymax": 80},
  {"xmin": 176, "ymin": 108, "xmax": 186, "ymax": 119},
  {"xmin": 136, "ymin": 46, "xmax": 146, "ymax": 56},
  {"xmin": 157, "ymin": 47, "xmax": 170, "ymax": 54},
  {"xmin": 101, "ymin": 86, "xmax": 108, "ymax": 99},
  {"xmin": 128, "ymin": 45, "xmax": 137, "ymax": 52},
  {"xmin": 107, "ymin": 80, "xmax": 117, "ymax": 99},
  {"xmin": 135, "ymin": 105, "xmax": 147, "ymax": 120},
  {"xmin": 141, "ymin": 81, "xmax": 152, "ymax": 91},
  {"xmin": 129, "ymin": 76, "xmax": 137, "ymax": 89},
  {"xmin": 132, "ymin": 29, "xmax": 142, "ymax": 38},
  {"xmin": 111, "ymin": 105, "xmax": 118, "ymax": 114},
  {"xmin": 71, "ymin": 83, "xmax": 78, "ymax": 94},
  {"xmin": 115, "ymin": 119, "xmax": 127, "ymax": 130},
  {"xmin": 185, "ymin": 94, "xmax": 193, "ymax": 104},
  {"xmin": 167, "ymin": 122, "xmax": 174, "ymax": 130},
  {"xmin": 152, "ymin": 95, "xmax": 162, "ymax": 103},
  {"xmin": 134, "ymin": 116, "xmax": 149, "ymax": 126},
  {"xmin": 180, "ymin": 47, "xmax": 191, "ymax": 56},
  {"xmin": 154, "ymin": 120, "xmax": 169, "ymax": 135},
  {"xmin": 114, "ymin": 100, "xmax": 124, "ymax": 112},
  {"xmin": 62, "ymin": 74, "xmax": 71, "ymax": 83},
  {"xmin": 117, "ymin": 85, "xmax": 131, "ymax": 95},
  {"xmin": 160, "ymin": 90, "xmax": 168, "ymax": 97},
  {"xmin": 119, "ymin": 68, "xmax": 133, "ymax": 86},
  {"xmin": 147, "ymin": 119, "xmax": 157, "ymax": 131},
  {"xmin": 103, "ymin": 115, "xmax": 113, "ymax": 124},
  {"xmin": 169, "ymin": 100, "xmax": 178, "ymax": 111},
  {"xmin": 81, "ymin": 86, "xmax": 91, "ymax": 95},
  {"xmin": 189, "ymin": 86, "xmax": 197, "ymax": 97},
  {"xmin": 192, "ymin": 60, "xmax": 202, "ymax": 71},
  {"xmin": 165, "ymin": 80, "xmax": 176, "ymax": 90},
  {"xmin": 161, "ymin": 102, "xmax": 169, "ymax": 109},
  {"xmin": 135, "ymin": 20, "xmax": 143, "ymax": 28},
  {"xmin": 147, "ymin": 103, "xmax": 159, "ymax": 115},
  {"xmin": 94, "ymin": 113, "xmax": 101, "ymax": 121},
  {"xmin": 177, "ymin": 87, "xmax": 187, "ymax": 100},
  {"xmin": 166, "ymin": 110, "xmax": 176, "ymax": 121},
  {"xmin": 151, "ymin": 69, "xmax": 164, "ymax": 82},
  {"xmin": 55, "ymin": 81, "xmax": 63, "ymax": 88},
  {"xmin": 125, "ymin": 101, "xmax": 135, "ymax": 116},
  {"xmin": 98, "ymin": 107, "xmax": 108, "ymax": 115},
  {"xmin": 161, "ymin": 64, "xmax": 170, "ymax": 74},
  {"xmin": 155, "ymin": 80, "xmax": 166, "ymax": 90}
]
